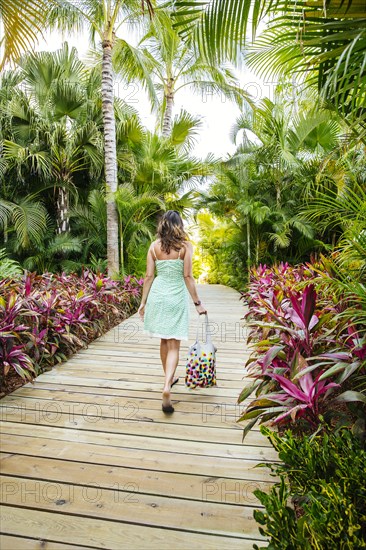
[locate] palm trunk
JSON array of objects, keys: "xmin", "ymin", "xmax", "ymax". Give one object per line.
[
  {"xmin": 292, "ymin": 74, "xmax": 298, "ymax": 116},
  {"xmin": 56, "ymin": 186, "xmax": 70, "ymax": 234},
  {"xmin": 119, "ymin": 215, "xmax": 124, "ymax": 276},
  {"xmin": 102, "ymin": 38, "xmax": 119, "ymax": 277},
  {"xmin": 3, "ymin": 217, "xmax": 8, "ymax": 243},
  {"xmin": 276, "ymin": 183, "xmax": 281, "ymax": 208},
  {"xmin": 247, "ymin": 218, "xmax": 251, "ymax": 267},
  {"xmin": 162, "ymin": 79, "xmax": 174, "ymax": 137}
]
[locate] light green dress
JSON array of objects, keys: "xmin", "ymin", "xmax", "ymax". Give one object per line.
[{"xmin": 143, "ymin": 244, "xmax": 190, "ymax": 341}]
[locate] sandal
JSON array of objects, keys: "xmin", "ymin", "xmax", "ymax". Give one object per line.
[
  {"xmin": 162, "ymin": 404, "xmax": 175, "ymax": 414},
  {"xmin": 171, "ymin": 377, "xmax": 179, "ymax": 387}
]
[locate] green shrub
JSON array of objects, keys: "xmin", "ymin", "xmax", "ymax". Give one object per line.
[
  {"xmin": 253, "ymin": 427, "xmax": 366, "ymax": 549},
  {"xmin": 253, "ymin": 478, "xmax": 306, "ymax": 550}
]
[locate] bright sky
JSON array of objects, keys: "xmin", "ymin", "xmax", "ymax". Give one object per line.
[{"xmin": 34, "ymin": 25, "xmax": 272, "ymax": 160}]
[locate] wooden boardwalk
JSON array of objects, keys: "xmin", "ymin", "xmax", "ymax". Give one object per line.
[{"xmin": 0, "ymin": 284, "xmax": 275, "ymax": 549}]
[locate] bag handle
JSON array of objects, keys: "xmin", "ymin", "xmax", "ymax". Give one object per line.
[{"xmin": 195, "ymin": 312, "xmax": 213, "ymax": 344}]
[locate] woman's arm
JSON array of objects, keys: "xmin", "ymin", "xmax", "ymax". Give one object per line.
[
  {"xmin": 183, "ymin": 242, "xmax": 207, "ymax": 315},
  {"xmin": 138, "ymin": 244, "xmax": 155, "ymax": 319}
]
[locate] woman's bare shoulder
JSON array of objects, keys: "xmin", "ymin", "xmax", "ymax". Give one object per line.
[
  {"xmin": 148, "ymin": 239, "xmax": 159, "ymax": 254},
  {"xmin": 181, "ymin": 241, "xmax": 193, "ymax": 255}
]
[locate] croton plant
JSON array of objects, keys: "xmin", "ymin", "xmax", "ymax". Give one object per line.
[
  {"xmin": 238, "ymin": 262, "xmax": 366, "ymax": 437},
  {"xmin": 0, "ymin": 270, "xmax": 143, "ymax": 386}
]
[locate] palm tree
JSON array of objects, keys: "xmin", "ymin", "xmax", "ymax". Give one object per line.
[
  {"xmin": 1, "ymin": 49, "xmax": 209, "ymax": 274},
  {"xmin": 114, "ymin": 6, "xmax": 251, "ymax": 137},
  {"xmin": 231, "ymin": 96, "xmax": 341, "ymax": 258},
  {"xmin": 172, "ymin": 0, "xmax": 271, "ymax": 61},
  {"xmin": 2, "ymin": 44, "xmax": 103, "ymax": 235},
  {"xmin": 114, "ymin": 106, "xmax": 212, "ymax": 271},
  {"xmin": 198, "ymin": 161, "xmax": 273, "ymax": 267},
  {"xmin": 303, "ymin": 168, "xmax": 366, "ymax": 327},
  {"xmin": 196, "ymin": 91, "xmax": 342, "ymax": 269},
  {"xmin": 1, "ymin": 0, "xmax": 157, "ymax": 275},
  {"xmin": 118, "ymin": 107, "xmax": 212, "ymax": 198},
  {"xmin": 231, "ymin": 95, "xmax": 341, "ymax": 205},
  {"xmin": 23, "ymin": 231, "xmax": 84, "ymax": 273},
  {"xmin": 245, "ymin": 2, "xmax": 366, "ymax": 139},
  {"xmin": 195, "ymin": 209, "xmax": 246, "ymax": 287},
  {"xmin": 46, "ymin": 0, "xmax": 155, "ymax": 277}
]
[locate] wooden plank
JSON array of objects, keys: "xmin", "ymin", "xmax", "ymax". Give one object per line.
[
  {"xmin": 74, "ymin": 348, "xmax": 249, "ymax": 362},
  {"xmin": 0, "ymin": 475, "xmax": 264, "ymax": 539},
  {"xmin": 0, "ymin": 422, "xmax": 278, "ymax": 461},
  {"xmin": 0, "ymin": 507, "xmax": 264, "ymax": 549},
  {"xmin": 88, "ymin": 342, "xmax": 251, "ymax": 356},
  {"xmin": 61, "ymin": 360, "xmax": 248, "ymax": 378},
  {"xmin": 0, "ymin": 453, "xmax": 274, "ymax": 505},
  {"xmin": 94, "ymin": 342, "xmax": 251, "ymax": 352},
  {"xmin": 0, "ymin": 535, "xmax": 92, "ymax": 550},
  {"xmin": 29, "ymin": 373, "xmax": 244, "ymax": 398},
  {"xmin": 0, "ymin": 393, "xmax": 259, "ymax": 430},
  {"xmin": 0, "ymin": 407, "xmax": 270, "ymax": 447},
  {"xmin": 43, "ymin": 369, "xmax": 245, "ymax": 389},
  {"xmin": 8, "ymin": 381, "xmax": 254, "ymax": 409},
  {"xmin": 0, "ymin": 389, "xmax": 248, "ymax": 419},
  {"xmin": 0, "ymin": 435, "xmax": 275, "ymax": 481},
  {"xmin": 53, "ymin": 361, "xmax": 246, "ymax": 384}
]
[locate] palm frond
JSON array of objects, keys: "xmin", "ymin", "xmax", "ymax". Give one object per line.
[
  {"xmin": 172, "ymin": 0, "xmax": 278, "ymax": 62},
  {"xmin": 169, "ymin": 109, "xmax": 202, "ymax": 151},
  {"xmin": 113, "ymin": 38, "xmax": 159, "ymax": 110},
  {"xmin": 268, "ymin": 226, "xmax": 291, "ymax": 248},
  {"xmin": 47, "ymin": 232, "xmax": 83, "ymax": 254},
  {"xmin": 1, "ymin": 197, "xmax": 48, "ymax": 249},
  {"xmin": 246, "ymin": 1, "xmax": 366, "ymax": 138},
  {"xmin": 0, "ymin": 248, "xmax": 23, "ymax": 278},
  {"xmin": 0, "ymin": 0, "xmax": 51, "ymax": 69}
]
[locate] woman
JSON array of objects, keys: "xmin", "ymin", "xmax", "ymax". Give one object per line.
[{"xmin": 138, "ymin": 210, "xmax": 207, "ymax": 414}]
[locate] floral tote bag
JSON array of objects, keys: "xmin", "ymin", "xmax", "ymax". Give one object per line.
[{"xmin": 185, "ymin": 313, "xmax": 217, "ymax": 389}]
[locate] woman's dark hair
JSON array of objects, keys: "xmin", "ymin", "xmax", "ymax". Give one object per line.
[{"xmin": 157, "ymin": 210, "xmax": 189, "ymax": 254}]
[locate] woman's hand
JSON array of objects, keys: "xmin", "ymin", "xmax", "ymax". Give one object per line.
[
  {"xmin": 195, "ymin": 303, "xmax": 207, "ymax": 315},
  {"xmin": 138, "ymin": 303, "xmax": 145, "ymax": 320}
]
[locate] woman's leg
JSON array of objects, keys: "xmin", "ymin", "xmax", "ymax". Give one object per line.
[
  {"xmin": 160, "ymin": 339, "xmax": 168, "ymax": 373},
  {"xmin": 162, "ymin": 338, "xmax": 181, "ymax": 408},
  {"xmin": 160, "ymin": 338, "xmax": 178, "ymax": 384}
]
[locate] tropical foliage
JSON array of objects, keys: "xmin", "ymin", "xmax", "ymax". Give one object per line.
[
  {"xmin": 239, "ymin": 206, "xmax": 366, "ymax": 544},
  {"xmin": 0, "ymin": 270, "xmax": 142, "ymax": 389},
  {"xmin": 113, "ymin": 4, "xmax": 250, "ymax": 136},
  {"xmin": 0, "ymin": 0, "xmax": 52, "ymax": 69},
  {"xmin": 254, "ymin": 426, "xmax": 366, "ymax": 549},
  {"xmin": 195, "ymin": 83, "xmax": 364, "ymax": 288},
  {"xmin": 173, "ymin": 0, "xmax": 366, "ymax": 137},
  {"xmin": 1, "ymin": 1, "xmax": 366, "ymax": 548},
  {"xmin": 238, "ymin": 261, "xmax": 366, "ymax": 437},
  {"xmin": 0, "ymin": 42, "xmax": 209, "ymax": 277}
]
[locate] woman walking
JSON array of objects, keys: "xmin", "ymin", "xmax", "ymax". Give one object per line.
[{"xmin": 138, "ymin": 211, "xmax": 207, "ymax": 414}]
